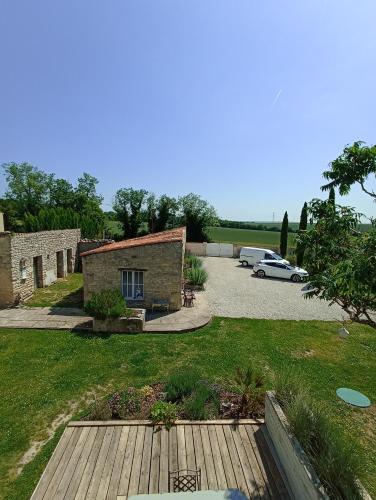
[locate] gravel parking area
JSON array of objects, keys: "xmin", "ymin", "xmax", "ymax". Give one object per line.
[{"xmin": 203, "ymin": 257, "xmax": 344, "ymax": 321}]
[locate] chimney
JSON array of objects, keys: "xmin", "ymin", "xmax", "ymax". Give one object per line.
[{"xmin": 0, "ymin": 213, "xmax": 4, "ymax": 232}]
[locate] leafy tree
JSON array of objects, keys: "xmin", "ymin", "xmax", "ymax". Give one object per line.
[
  {"xmin": 321, "ymin": 141, "xmax": 376, "ymax": 199},
  {"xmin": 328, "ymin": 186, "xmax": 335, "ymax": 204},
  {"xmin": 49, "ymin": 178, "xmax": 75, "ymax": 208},
  {"xmin": 296, "ymin": 199, "xmax": 376, "ymax": 328},
  {"xmin": 155, "ymin": 195, "xmax": 178, "ymax": 232},
  {"xmin": 178, "ymin": 193, "xmax": 218, "ymax": 242},
  {"xmin": 279, "ymin": 211, "xmax": 289, "ymax": 257},
  {"xmin": 296, "ymin": 202, "xmax": 308, "ymax": 266},
  {"xmin": 113, "ymin": 188, "xmax": 148, "ymax": 238},
  {"xmin": 2, "ymin": 162, "xmax": 53, "ymax": 216},
  {"xmin": 75, "ymin": 172, "xmax": 103, "ymax": 209}
]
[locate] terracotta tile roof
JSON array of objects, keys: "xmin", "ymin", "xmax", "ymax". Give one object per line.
[{"xmin": 80, "ymin": 227, "xmax": 186, "ymax": 257}]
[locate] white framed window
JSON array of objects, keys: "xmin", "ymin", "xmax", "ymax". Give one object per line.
[{"xmin": 121, "ymin": 270, "xmax": 144, "ymax": 300}]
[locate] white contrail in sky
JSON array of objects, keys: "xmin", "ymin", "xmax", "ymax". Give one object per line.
[{"xmin": 271, "ymin": 89, "xmax": 282, "ymax": 108}]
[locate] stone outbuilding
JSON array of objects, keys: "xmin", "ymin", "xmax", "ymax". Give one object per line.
[
  {"xmin": 0, "ymin": 229, "xmax": 81, "ymax": 307},
  {"xmin": 81, "ymin": 227, "xmax": 186, "ymax": 311}
]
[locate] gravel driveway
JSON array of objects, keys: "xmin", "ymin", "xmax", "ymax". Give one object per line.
[{"xmin": 203, "ymin": 257, "xmax": 344, "ymax": 321}]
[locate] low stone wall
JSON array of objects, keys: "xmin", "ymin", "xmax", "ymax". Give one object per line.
[{"xmin": 93, "ymin": 309, "xmax": 145, "ymax": 333}]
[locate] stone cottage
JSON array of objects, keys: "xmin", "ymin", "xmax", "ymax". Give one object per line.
[
  {"xmin": 81, "ymin": 227, "xmax": 186, "ymax": 311},
  {"xmin": 0, "ymin": 228, "xmax": 81, "ymax": 307}
]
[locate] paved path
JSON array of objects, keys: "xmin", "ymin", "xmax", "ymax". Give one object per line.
[
  {"xmin": 204, "ymin": 257, "xmax": 344, "ymax": 321},
  {"xmin": 144, "ymin": 292, "xmax": 211, "ymax": 332},
  {"xmin": 0, "ymin": 307, "xmax": 92, "ymax": 330},
  {"xmin": 0, "ymin": 294, "xmax": 211, "ymax": 333}
]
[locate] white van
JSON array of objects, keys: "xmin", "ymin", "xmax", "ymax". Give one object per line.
[{"xmin": 239, "ymin": 247, "xmax": 290, "ymax": 266}]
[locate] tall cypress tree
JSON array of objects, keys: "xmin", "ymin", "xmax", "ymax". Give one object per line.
[
  {"xmin": 280, "ymin": 211, "xmax": 289, "ymax": 258},
  {"xmin": 328, "ymin": 186, "xmax": 335, "ymax": 204},
  {"xmin": 296, "ymin": 202, "xmax": 308, "ymax": 266}
]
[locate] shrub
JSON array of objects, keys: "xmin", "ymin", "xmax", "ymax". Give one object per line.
[
  {"xmin": 150, "ymin": 401, "xmax": 178, "ymax": 430},
  {"xmin": 85, "ymin": 398, "xmax": 111, "ymax": 420},
  {"xmin": 165, "ymin": 370, "xmax": 200, "ymax": 403},
  {"xmin": 185, "ymin": 254, "xmax": 202, "ymax": 269},
  {"xmin": 185, "ymin": 267, "xmax": 208, "ymax": 287},
  {"xmin": 183, "ymin": 382, "xmax": 220, "ymax": 420},
  {"xmin": 235, "ymin": 366, "xmax": 266, "ymax": 417},
  {"xmin": 108, "ymin": 388, "xmax": 141, "ymax": 419},
  {"xmin": 275, "ymin": 373, "xmax": 363, "ymax": 499},
  {"xmin": 84, "ymin": 288, "xmax": 131, "ymax": 320},
  {"xmin": 286, "ymin": 253, "xmax": 297, "ymax": 266}
]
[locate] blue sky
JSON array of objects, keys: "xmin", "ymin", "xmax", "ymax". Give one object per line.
[{"xmin": 1, "ymin": 0, "xmax": 375, "ymax": 221}]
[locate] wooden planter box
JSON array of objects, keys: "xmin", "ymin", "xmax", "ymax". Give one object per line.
[
  {"xmin": 265, "ymin": 391, "xmax": 371, "ymax": 500},
  {"xmin": 93, "ymin": 309, "xmax": 145, "ymax": 333}
]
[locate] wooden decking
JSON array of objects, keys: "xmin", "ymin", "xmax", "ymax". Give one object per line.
[{"xmin": 31, "ymin": 420, "xmax": 290, "ymax": 500}]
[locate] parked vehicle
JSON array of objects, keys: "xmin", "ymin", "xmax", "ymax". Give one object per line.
[
  {"xmin": 253, "ymin": 260, "xmax": 308, "ymax": 282},
  {"xmin": 239, "ymin": 247, "xmax": 289, "ymax": 267}
]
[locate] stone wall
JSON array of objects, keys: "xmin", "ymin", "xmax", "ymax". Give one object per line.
[
  {"xmin": 0, "ymin": 229, "xmax": 81, "ymax": 307},
  {"xmin": 82, "ymin": 240, "xmax": 185, "ymax": 311},
  {"xmin": 77, "ymin": 239, "xmax": 113, "ymax": 271}
]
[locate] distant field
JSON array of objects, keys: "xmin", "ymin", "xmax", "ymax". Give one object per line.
[{"xmin": 207, "ymin": 226, "xmax": 296, "ymax": 249}]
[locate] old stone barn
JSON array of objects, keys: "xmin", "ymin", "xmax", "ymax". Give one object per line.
[
  {"xmin": 0, "ymin": 229, "xmax": 81, "ymax": 307},
  {"xmin": 81, "ymin": 227, "xmax": 186, "ymax": 311}
]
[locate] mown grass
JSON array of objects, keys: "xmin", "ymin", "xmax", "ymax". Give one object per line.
[
  {"xmin": 0, "ymin": 319, "xmax": 375, "ymax": 499},
  {"xmin": 25, "ymin": 273, "xmax": 84, "ymax": 308},
  {"xmin": 207, "ymin": 226, "xmax": 296, "ymax": 249}
]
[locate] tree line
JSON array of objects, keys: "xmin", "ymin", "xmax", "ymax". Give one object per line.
[{"xmin": 0, "ymin": 163, "xmax": 218, "ymax": 241}]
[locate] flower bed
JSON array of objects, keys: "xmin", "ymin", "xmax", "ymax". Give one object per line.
[{"xmin": 81, "ymin": 368, "xmax": 266, "ymax": 423}]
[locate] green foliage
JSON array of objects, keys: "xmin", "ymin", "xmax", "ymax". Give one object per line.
[
  {"xmin": 275, "ymin": 374, "xmax": 363, "ymax": 499},
  {"xmin": 322, "ymin": 141, "xmax": 376, "ymax": 199},
  {"xmin": 183, "ymin": 382, "xmax": 220, "ymax": 420},
  {"xmin": 185, "ymin": 267, "xmax": 208, "ymax": 287},
  {"xmin": 179, "ymin": 193, "xmax": 218, "ymax": 242},
  {"xmin": 108, "ymin": 388, "xmax": 141, "ymax": 418},
  {"xmin": 113, "ymin": 188, "xmax": 148, "ymax": 239},
  {"xmin": 165, "ymin": 370, "xmax": 201, "ymax": 403},
  {"xmin": 296, "ymin": 202, "xmax": 308, "ymax": 266},
  {"xmin": 23, "ymin": 206, "xmax": 104, "ymax": 238},
  {"xmin": 185, "ymin": 254, "xmax": 202, "ymax": 269},
  {"xmin": 279, "ymin": 211, "xmax": 289, "ymax": 257},
  {"xmin": 150, "ymin": 401, "xmax": 178, "ymax": 430},
  {"xmin": 85, "ymin": 398, "xmax": 112, "ymax": 420},
  {"xmin": 296, "ymin": 200, "xmax": 376, "ymax": 328},
  {"xmin": 1, "ymin": 163, "xmax": 104, "ymax": 235},
  {"xmin": 235, "ymin": 366, "xmax": 266, "ymax": 416},
  {"xmin": 84, "ymin": 288, "xmax": 131, "ymax": 320}
]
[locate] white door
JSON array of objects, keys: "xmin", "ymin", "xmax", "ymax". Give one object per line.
[{"xmin": 273, "ymin": 263, "xmax": 288, "ymax": 278}]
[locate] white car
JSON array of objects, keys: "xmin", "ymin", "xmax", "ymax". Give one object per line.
[{"xmin": 253, "ymin": 260, "xmax": 308, "ymax": 282}]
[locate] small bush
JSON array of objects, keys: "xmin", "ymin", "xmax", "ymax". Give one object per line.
[
  {"xmin": 165, "ymin": 370, "xmax": 200, "ymax": 403},
  {"xmin": 286, "ymin": 253, "xmax": 297, "ymax": 266},
  {"xmin": 85, "ymin": 398, "xmax": 111, "ymax": 420},
  {"xmin": 84, "ymin": 288, "xmax": 131, "ymax": 320},
  {"xmin": 183, "ymin": 382, "xmax": 220, "ymax": 420},
  {"xmin": 185, "ymin": 267, "xmax": 208, "ymax": 287},
  {"xmin": 108, "ymin": 388, "xmax": 141, "ymax": 419},
  {"xmin": 150, "ymin": 401, "xmax": 178, "ymax": 430},
  {"xmin": 185, "ymin": 254, "xmax": 202, "ymax": 269}
]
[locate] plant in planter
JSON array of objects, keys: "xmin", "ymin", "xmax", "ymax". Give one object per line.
[
  {"xmin": 84, "ymin": 288, "xmax": 131, "ymax": 320},
  {"xmin": 272, "ymin": 373, "xmax": 365, "ymax": 500}
]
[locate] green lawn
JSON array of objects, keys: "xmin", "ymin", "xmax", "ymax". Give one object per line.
[
  {"xmin": 0, "ymin": 319, "xmax": 375, "ymax": 499},
  {"xmin": 25, "ymin": 273, "xmax": 84, "ymax": 308},
  {"xmin": 208, "ymin": 226, "xmax": 296, "ymax": 249}
]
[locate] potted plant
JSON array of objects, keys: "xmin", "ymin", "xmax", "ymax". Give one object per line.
[{"xmin": 84, "ymin": 288, "xmax": 145, "ymax": 333}]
